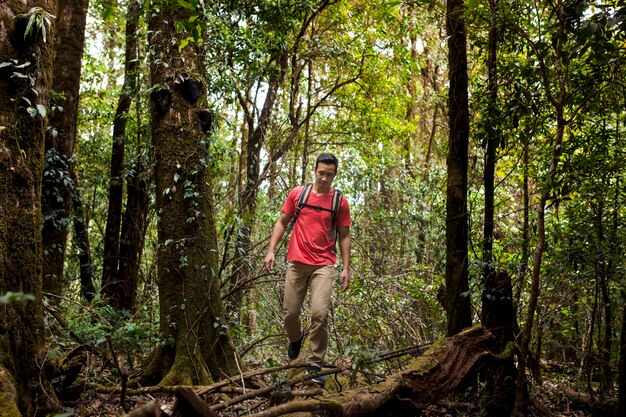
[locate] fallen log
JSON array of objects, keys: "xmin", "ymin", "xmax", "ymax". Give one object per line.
[
  {"xmin": 250, "ymin": 325, "xmax": 498, "ymax": 417},
  {"xmin": 125, "ymin": 326, "xmax": 501, "ymax": 417}
]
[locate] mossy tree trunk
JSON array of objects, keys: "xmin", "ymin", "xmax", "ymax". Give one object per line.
[
  {"xmin": 145, "ymin": 1, "xmax": 239, "ymax": 385},
  {"xmin": 0, "ymin": 1, "xmax": 59, "ymax": 415},
  {"xmin": 41, "ymin": 0, "xmax": 89, "ymax": 297},
  {"xmin": 444, "ymin": 0, "xmax": 472, "ymax": 336}
]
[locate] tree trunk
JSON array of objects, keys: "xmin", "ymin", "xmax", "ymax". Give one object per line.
[
  {"xmin": 482, "ymin": 0, "xmax": 498, "ymax": 274},
  {"xmin": 481, "ymin": 271, "xmax": 516, "ymax": 416},
  {"xmin": 0, "ymin": 1, "xmax": 60, "ymax": 414},
  {"xmin": 230, "ymin": 51, "xmax": 288, "ymax": 312},
  {"xmin": 515, "ymin": 134, "xmax": 530, "ymax": 307},
  {"xmin": 444, "ymin": 0, "xmax": 472, "ymax": 336},
  {"xmin": 101, "ymin": 0, "xmax": 141, "ymax": 308},
  {"xmin": 402, "ymin": 7, "xmax": 418, "ymax": 179},
  {"xmin": 478, "ymin": 15, "xmax": 516, "ymax": 414},
  {"xmin": 595, "ymin": 196, "xmax": 613, "ymax": 394},
  {"xmin": 117, "ymin": 163, "xmax": 149, "ymax": 310},
  {"xmin": 618, "ymin": 303, "xmax": 626, "ymax": 416},
  {"xmin": 71, "ymin": 170, "xmax": 96, "ymax": 302},
  {"xmin": 41, "ymin": 0, "xmax": 89, "ymax": 297},
  {"xmin": 146, "ymin": 2, "xmax": 238, "ymax": 385}
]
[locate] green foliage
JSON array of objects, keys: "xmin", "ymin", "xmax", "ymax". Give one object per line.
[
  {"xmin": 0, "ymin": 292, "xmax": 35, "ymax": 304},
  {"xmin": 20, "ymin": 7, "xmax": 55, "ymax": 43},
  {"xmin": 48, "ymin": 297, "xmax": 159, "ymax": 375},
  {"xmin": 51, "ymin": 0, "xmax": 626, "ymax": 405}
]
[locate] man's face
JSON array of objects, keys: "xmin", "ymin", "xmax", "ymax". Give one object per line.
[{"xmin": 314, "ymin": 162, "xmax": 337, "ymax": 187}]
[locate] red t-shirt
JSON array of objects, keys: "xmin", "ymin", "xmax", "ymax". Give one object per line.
[{"xmin": 282, "ymin": 186, "xmax": 351, "ymax": 265}]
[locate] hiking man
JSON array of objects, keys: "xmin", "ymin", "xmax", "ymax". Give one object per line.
[{"xmin": 263, "ymin": 153, "xmax": 352, "ymax": 384}]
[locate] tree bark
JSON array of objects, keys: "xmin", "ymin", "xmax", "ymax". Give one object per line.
[
  {"xmin": 41, "ymin": 0, "xmax": 89, "ymax": 297},
  {"xmin": 483, "ymin": 0, "xmax": 498, "ymax": 273},
  {"xmin": 0, "ymin": 1, "xmax": 60, "ymax": 414},
  {"xmin": 444, "ymin": 0, "xmax": 472, "ymax": 336},
  {"xmin": 595, "ymin": 196, "xmax": 613, "ymax": 394},
  {"xmin": 481, "ymin": 271, "xmax": 516, "ymax": 416},
  {"xmin": 117, "ymin": 163, "xmax": 149, "ymax": 310},
  {"xmin": 146, "ymin": 2, "xmax": 238, "ymax": 385},
  {"xmin": 101, "ymin": 0, "xmax": 141, "ymax": 308},
  {"xmin": 230, "ymin": 51, "xmax": 288, "ymax": 312},
  {"xmin": 71, "ymin": 170, "xmax": 96, "ymax": 302},
  {"xmin": 618, "ymin": 303, "xmax": 626, "ymax": 416}
]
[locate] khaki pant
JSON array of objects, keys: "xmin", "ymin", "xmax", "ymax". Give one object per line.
[{"xmin": 283, "ymin": 261, "xmax": 336, "ymax": 367}]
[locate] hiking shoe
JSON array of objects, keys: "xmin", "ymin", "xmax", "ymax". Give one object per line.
[
  {"xmin": 287, "ymin": 332, "xmax": 304, "ymax": 360},
  {"xmin": 306, "ymin": 366, "xmax": 325, "ymax": 385}
]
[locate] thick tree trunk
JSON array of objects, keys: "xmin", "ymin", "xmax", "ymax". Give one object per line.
[
  {"xmin": 41, "ymin": 0, "xmax": 89, "ymax": 296},
  {"xmin": 146, "ymin": 2, "xmax": 238, "ymax": 385},
  {"xmin": 101, "ymin": 0, "xmax": 141, "ymax": 308},
  {"xmin": 481, "ymin": 271, "xmax": 516, "ymax": 416},
  {"xmin": 479, "ymin": 8, "xmax": 516, "ymax": 414},
  {"xmin": 0, "ymin": 1, "xmax": 60, "ymax": 414},
  {"xmin": 444, "ymin": 0, "xmax": 472, "ymax": 336}
]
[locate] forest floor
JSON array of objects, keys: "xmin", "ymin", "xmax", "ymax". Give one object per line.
[{"xmin": 67, "ymin": 368, "xmax": 609, "ymax": 417}]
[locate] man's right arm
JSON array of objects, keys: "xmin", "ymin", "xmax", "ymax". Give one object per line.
[{"xmin": 263, "ymin": 211, "xmax": 292, "ymax": 272}]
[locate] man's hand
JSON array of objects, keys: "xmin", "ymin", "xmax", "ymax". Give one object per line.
[
  {"xmin": 340, "ymin": 269, "xmax": 351, "ymax": 291},
  {"xmin": 264, "ymin": 252, "xmax": 276, "ymax": 272}
]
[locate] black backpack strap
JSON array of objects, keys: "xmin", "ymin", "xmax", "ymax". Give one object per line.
[
  {"xmin": 286, "ymin": 183, "xmax": 313, "ymax": 232},
  {"xmin": 329, "ymin": 189, "xmax": 342, "ymax": 241}
]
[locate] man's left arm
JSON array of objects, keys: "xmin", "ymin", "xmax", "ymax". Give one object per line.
[{"xmin": 338, "ymin": 225, "xmax": 351, "ymax": 291}]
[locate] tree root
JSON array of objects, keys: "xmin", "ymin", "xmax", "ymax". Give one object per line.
[{"xmin": 124, "ymin": 326, "xmax": 501, "ymax": 417}]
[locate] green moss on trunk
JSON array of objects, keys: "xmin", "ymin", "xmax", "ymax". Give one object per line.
[
  {"xmin": 0, "ymin": 365, "xmax": 20, "ymax": 417},
  {"xmin": 147, "ymin": 3, "xmax": 240, "ymax": 386},
  {"xmin": 0, "ymin": 1, "xmax": 60, "ymax": 415}
]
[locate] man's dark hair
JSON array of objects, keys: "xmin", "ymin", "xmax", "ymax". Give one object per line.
[{"xmin": 315, "ymin": 153, "xmax": 339, "ymax": 170}]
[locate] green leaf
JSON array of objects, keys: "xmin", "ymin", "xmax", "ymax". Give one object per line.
[
  {"xmin": 467, "ymin": 0, "xmax": 480, "ymax": 10},
  {"xmin": 177, "ymin": 0, "xmax": 195, "ymax": 10},
  {"xmin": 178, "ymin": 38, "xmax": 190, "ymax": 52},
  {"xmin": 27, "ymin": 107, "xmax": 38, "ymax": 118},
  {"xmin": 102, "ymin": 6, "xmax": 115, "ymax": 21},
  {"xmin": 25, "ymin": 14, "xmax": 36, "ymax": 38},
  {"xmin": 0, "ymin": 292, "xmax": 35, "ymax": 304},
  {"xmin": 36, "ymin": 104, "xmax": 47, "ymax": 118}
]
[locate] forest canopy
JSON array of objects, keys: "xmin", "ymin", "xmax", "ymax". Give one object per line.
[{"xmin": 1, "ymin": 0, "xmax": 626, "ymax": 416}]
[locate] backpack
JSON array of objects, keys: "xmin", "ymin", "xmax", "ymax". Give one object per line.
[{"xmin": 286, "ymin": 183, "xmax": 343, "ymax": 241}]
